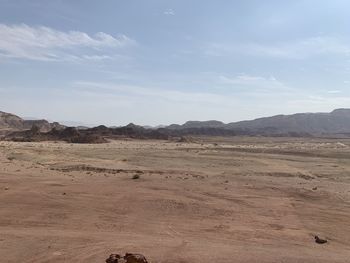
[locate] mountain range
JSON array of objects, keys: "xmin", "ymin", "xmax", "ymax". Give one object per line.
[
  {"xmin": 2, "ymin": 109, "xmax": 350, "ymax": 140},
  {"xmin": 165, "ymin": 109, "xmax": 350, "ymax": 136}
]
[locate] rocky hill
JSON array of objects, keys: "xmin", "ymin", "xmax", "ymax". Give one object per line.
[
  {"xmin": 4, "ymin": 123, "xmax": 168, "ymax": 143},
  {"xmin": 0, "ymin": 111, "xmax": 65, "ymax": 135},
  {"xmin": 0, "ymin": 111, "xmax": 23, "ymax": 129}
]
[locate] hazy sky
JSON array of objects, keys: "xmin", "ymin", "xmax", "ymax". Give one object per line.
[{"xmin": 1, "ymin": 0, "xmax": 350, "ymax": 126}]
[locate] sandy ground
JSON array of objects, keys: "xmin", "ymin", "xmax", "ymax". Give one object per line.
[{"xmin": 1, "ymin": 137, "xmax": 350, "ymax": 262}]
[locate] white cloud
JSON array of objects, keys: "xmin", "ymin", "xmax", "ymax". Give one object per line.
[
  {"xmin": 72, "ymin": 81, "xmax": 227, "ymax": 104},
  {"xmin": 218, "ymin": 74, "xmax": 290, "ymax": 92},
  {"xmin": 252, "ymin": 37, "xmax": 350, "ymax": 59},
  {"xmin": 164, "ymin": 9, "xmax": 175, "ymax": 15},
  {"xmin": 220, "ymin": 74, "xmax": 270, "ymax": 85},
  {"xmin": 206, "ymin": 36, "xmax": 350, "ymax": 59},
  {"xmin": 0, "ymin": 24, "xmax": 135, "ymax": 61},
  {"xmin": 327, "ymin": 90, "xmax": 341, "ymax": 94}
]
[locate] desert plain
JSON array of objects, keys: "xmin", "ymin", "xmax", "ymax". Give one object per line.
[{"xmin": 1, "ymin": 136, "xmax": 350, "ymax": 262}]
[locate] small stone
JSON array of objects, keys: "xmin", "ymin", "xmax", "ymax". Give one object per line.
[{"xmin": 315, "ymin": 235, "xmax": 327, "ymax": 244}]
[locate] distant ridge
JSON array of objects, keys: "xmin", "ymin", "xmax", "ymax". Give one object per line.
[
  {"xmin": 164, "ymin": 109, "xmax": 350, "ymax": 137},
  {"xmin": 224, "ymin": 109, "xmax": 350, "ymax": 135},
  {"xmin": 167, "ymin": 120, "xmax": 226, "ymax": 130},
  {"xmin": 2, "ymin": 109, "xmax": 350, "ymax": 140}
]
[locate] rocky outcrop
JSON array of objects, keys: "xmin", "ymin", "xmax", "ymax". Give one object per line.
[
  {"xmin": 3, "ymin": 122, "xmax": 168, "ymax": 143},
  {"xmin": 0, "ymin": 111, "xmax": 23, "ymax": 130},
  {"xmin": 0, "ymin": 111, "xmax": 65, "ymax": 133},
  {"xmin": 4, "ymin": 126, "xmax": 108, "ymax": 144},
  {"xmin": 106, "ymin": 253, "xmax": 148, "ymax": 263}
]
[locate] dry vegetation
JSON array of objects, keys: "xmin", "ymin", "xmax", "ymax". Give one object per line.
[{"xmin": 1, "ymin": 137, "xmax": 350, "ymax": 262}]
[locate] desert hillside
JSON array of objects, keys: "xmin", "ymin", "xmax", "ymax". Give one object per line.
[{"xmin": 0, "ymin": 111, "xmax": 64, "ymax": 135}]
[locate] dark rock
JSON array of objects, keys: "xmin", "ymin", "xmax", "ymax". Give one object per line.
[
  {"xmin": 315, "ymin": 235, "xmax": 327, "ymax": 244},
  {"xmin": 106, "ymin": 254, "xmax": 121, "ymax": 263},
  {"xmin": 106, "ymin": 253, "xmax": 148, "ymax": 263},
  {"xmin": 60, "ymin": 127, "xmax": 80, "ymax": 137},
  {"xmin": 29, "ymin": 124, "xmax": 41, "ymax": 135},
  {"xmin": 124, "ymin": 253, "xmax": 148, "ymax": 263}
]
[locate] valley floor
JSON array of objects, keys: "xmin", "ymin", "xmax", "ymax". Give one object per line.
[{"xmin": 1, "ymin": 137, "xmax": 350, "ymax": 262}]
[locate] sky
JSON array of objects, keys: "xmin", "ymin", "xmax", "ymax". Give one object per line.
[{"xmin": 1, "ymin": 0, "xmax": 350, "ymax": 126}]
